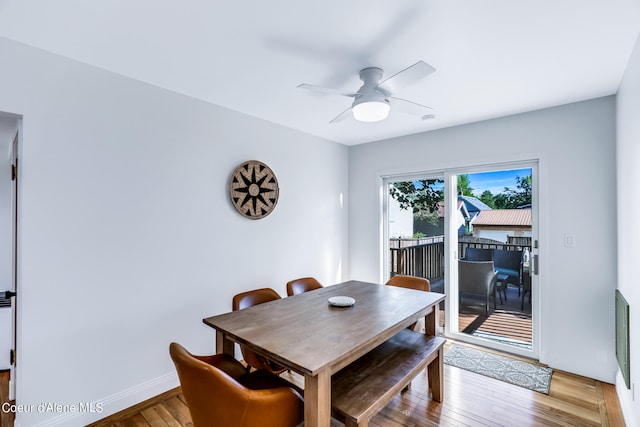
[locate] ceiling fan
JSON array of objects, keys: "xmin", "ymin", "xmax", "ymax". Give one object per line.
[{"xmin": 298, "ymin": 60, "xmax": 436, "ymax": 123}]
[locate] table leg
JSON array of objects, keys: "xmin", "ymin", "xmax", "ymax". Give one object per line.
[
  {"xmin": 304, "ymin": 369, "xmax": 331, "ymax": 427},
  {"xmin": 428, "ymin": 346, "xmax": 444, "ymax": 402},
  {"xmin": 424, "ymin": 304, "xmax": 439, "ymax": 337},
  {"xmin": 425, "ymin": 303, "xmax": 443, "ymax": 403},
  {"xmin": 215, "ymin": 330, "xmax": 234, "ymax": 356}
]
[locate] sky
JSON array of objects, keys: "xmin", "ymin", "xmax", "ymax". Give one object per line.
[{"xmin": 467, "ymin": 168, "xmax": 531, "ymax": 196}]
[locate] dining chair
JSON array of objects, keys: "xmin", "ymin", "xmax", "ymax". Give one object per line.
[
  {"xmin": 286, "ymin": 277, "xmax": 323, "ymax": 296},
  {"xmin": 384, "ymin": 274, "xmax": 431, "ymax": 391},
  {"xmin": 385, "ymin": 274, "xmax": 431, "ymax": 292},
  {"xmin": 385, "ymin": 275, "xmax": 430, "ymax": 331},
  {"xmin": 232, "ymin": 288, "xmax": 287, "ymax": 375},
  {"xmin": 169, "ymin": 342, "xmax": 303, "ymax": 427}
]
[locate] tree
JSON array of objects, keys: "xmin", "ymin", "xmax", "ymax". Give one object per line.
[
  {"xmin": 457, "ymin": 174, "xmax": 474, "ymax": 196},
  {"xmin": 389, "ymin": 179, "xmax": 443, "ymax": 225},
  {"xmin": 479, "ymin": 190, "xmax": 495, "ymax": 208},
  {"xmin": 493, "ymin": 175, "xmax": 532, "ymax": 209}
]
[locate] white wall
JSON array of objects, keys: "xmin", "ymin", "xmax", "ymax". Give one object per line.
[
  {"xmin": 0, "ymin": 37, "xmax": 348, "ymax": 426},
  {"xmin": 616, "ymin": 31, "xmax": 640, "ymax": 427},
  {"xmin": 348, "ymin": 97, "xmax": 618, "ymax": 383}
]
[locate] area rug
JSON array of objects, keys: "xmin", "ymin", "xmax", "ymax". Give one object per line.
[{"xmin": 444, "ymin": 344, "xmax": 553, "ymax": 394}]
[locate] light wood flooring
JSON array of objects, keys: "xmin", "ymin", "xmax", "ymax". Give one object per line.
[
  {"xmin": 0, "ymin": 371, "xmax": 13, "ymax": 427},
  {"xmin": 87, "ymin": 341, "xmax": 625, "ymax": 427}
]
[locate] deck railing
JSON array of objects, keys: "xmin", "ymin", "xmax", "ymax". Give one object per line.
[
  {"xmin": 390, "ymin": 236, "xmax": 532, "ymax": 280},
  {"xmin": 389, "ymin": 239, "xmax": 445, "ymax": 280}
]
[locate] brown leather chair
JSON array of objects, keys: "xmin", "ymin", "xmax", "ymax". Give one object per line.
[
  {"xmin": 385, "ymin": 275, "xmax": 431, "ymax": 331},
  {"xmin": 169, "ymin": 342, "xmax": 303, "ymax": 427},
  {"xmin": 286, "ymin": 277, "xmax": 323, "ymax": 296},
  {"xmin": 385, "ymin": 274, "xmax": 431, "ymax": 292},
  {"xmin": 232, "ymin": 288, "xmax": 287, "ymax": 375}
]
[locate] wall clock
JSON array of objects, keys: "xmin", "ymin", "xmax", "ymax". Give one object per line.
[{"xmin": 229, "ymin": 160, "xmax": 279, "ymax": 220}]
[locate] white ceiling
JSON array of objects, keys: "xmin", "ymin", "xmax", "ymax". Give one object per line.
[{"xmin": 1, "ymin": 0, "xmax": 639, "ymax": 145}]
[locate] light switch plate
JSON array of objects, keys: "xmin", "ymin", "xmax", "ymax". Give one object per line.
[{"xmin": 564, "ymin": 234, "xmax": 575, "ymax": 247}]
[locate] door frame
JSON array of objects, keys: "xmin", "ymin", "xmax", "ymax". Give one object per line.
[{"xmin": 9, "ymin": 127, "xmax": 20, "ymax": 401}]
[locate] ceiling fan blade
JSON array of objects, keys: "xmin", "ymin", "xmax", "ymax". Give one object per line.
[
  {"xmin": 329, "ymin": 106, "xmax": 353, "ymax": 123},
  {"xmin": 376, "ymin": 61, "xmax": 436, "ymax": 95},
  {"xmin": 297, "ymin": 84, "xmax": 359, "ymax": 98},
  {"xmin": 389, "ymin": 97, "xmax": 433, "ymax": 118}
]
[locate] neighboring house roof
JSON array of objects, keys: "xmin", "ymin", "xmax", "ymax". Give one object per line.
[
  {"xmin": 458, "ymin": 195, "xmax": 492, "ymax": 213},
  {"xmin": 471, "ymin": 209, "xmax": 532, "ymax": 227}
]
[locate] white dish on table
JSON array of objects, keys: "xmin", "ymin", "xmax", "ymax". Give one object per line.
[{"xmin": 328, "ymin": 296, "xmax": 355, "ymax": 307}]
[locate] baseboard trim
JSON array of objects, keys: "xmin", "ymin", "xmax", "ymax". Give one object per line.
[{"xmin": 24, "ymin": 371, "xmax": 179, "ymax": 427}]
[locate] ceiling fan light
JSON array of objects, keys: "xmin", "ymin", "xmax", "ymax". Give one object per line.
[{"xmin": 352, "ymin": 100, "xmax": 390, "ymax": 122}]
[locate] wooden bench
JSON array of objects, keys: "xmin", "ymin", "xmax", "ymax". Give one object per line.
[{"xmin": 331, "ymin": 329, "xmax": 446, "ymax": 427}]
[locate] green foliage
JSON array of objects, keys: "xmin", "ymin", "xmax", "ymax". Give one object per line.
[
  {"xmin": 479, "ymin": 190, "xmax": 496, "ymax": 208},
  {"xmin": 457, "ymin": 174, "xmax": 474, "ymax": 196},
  {"xmin": 416, "ymin": 209, "xmax": 441, "ymax": 226},
  {"xmin": 412, "ymin": 232, "xmax": 426, "ymax": 238},
  {"xmin": 389, "ymin": 179, "xmax": 444, "ymax": 215},
  {"xmin": 389, "ymin": 174, "xmax": 532, "ymax": 213},
  {"xmin": 493, "ymin": 175, "xmax": 532, "ymax": 209}
]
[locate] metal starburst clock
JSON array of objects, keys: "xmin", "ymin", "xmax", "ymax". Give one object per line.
[{"xmin": 229, "ymin": 160, "xmax": 279, "ymax": 219}]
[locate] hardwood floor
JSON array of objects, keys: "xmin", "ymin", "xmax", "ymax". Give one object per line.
[
  {"xmin": 89, "ymin": 341, "xmax": 625, "ymax": 427},
  {"xmin": 0, "ymin": 371, "xmax": 14, "ymax": 427}
]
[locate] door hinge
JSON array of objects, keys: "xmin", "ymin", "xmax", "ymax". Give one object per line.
[
  {"xmin": 11, "ymin": 164, "xmax": 16, "ymax": 181},
  {"xmin": 10, "ymin": 349, "xmax": 15, "ymax": 365}
]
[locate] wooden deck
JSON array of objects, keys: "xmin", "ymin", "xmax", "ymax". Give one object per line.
[{"xmin": 443, "ymin": 285, "xmax": 533, "ymax": 347}]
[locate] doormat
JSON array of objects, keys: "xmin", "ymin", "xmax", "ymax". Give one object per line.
[{"xmin": 444, "ymin": 344, "xmax": 552, "ymax": 394}]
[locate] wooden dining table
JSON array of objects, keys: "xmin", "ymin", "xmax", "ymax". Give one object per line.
[{"xmin": 203, "ymin": 280, "xmax": 445, "ymax": 427}]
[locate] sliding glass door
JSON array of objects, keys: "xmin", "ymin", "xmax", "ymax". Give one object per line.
[{"xmin": 384, "ymin": 161, "xmax": 538, "ymax": 358}]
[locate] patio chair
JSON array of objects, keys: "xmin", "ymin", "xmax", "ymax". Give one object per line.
[
  {"xmin": 462, "ymin": 247, "xmax": 493, "ymax": 261},
  {"xmin": 493, "ymin": 249, "xmax": 523, "ymax": 295},
  {"xmin": 458, "ymin": 260, "xmax": 498, "ymax": 316}
]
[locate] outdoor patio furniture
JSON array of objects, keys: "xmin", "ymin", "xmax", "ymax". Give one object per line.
[
  {"xmin": 495, "ymin": 273, "xmax": 509, "ymax": 304},
  {"xmin": 521, "ymin": 267, "xmax": 532, "ymax": 310},
  {"xmin": 458, "ymin": 260, "xmax": 498, "ymax": 316},
  {"xmin": 463, "ymin": 247, "xmax": 493, "ymax": 261},
  {"xmin": 493, "ymin": 249, "xmax": 523, "ymax": 295}
]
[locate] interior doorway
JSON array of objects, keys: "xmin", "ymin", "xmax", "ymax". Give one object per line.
[{"xmin": 0, "ymin": 113, "xmax": 20, "ymax": 427}]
